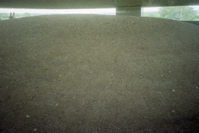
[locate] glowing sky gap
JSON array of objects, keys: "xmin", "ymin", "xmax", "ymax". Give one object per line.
[
  {"xmin": 0, "ymin": 6, "xmax": 198, "ymax": 15},
  {"xmin": 0, "ymin": 8, "xmax": 116, "ymax": 15},
  {"xmin": 142, "ymin": 5, "xmax": 199, "ymax": 12}
]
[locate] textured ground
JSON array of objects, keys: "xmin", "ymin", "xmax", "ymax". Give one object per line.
[{"xmin": 0, "ymin": 15, "xmax": 199, "ymax": 133}]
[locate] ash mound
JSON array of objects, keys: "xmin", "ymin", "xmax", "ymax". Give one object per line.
[{"xmin": 0, "ymin": 15, "xmax": 199, "ymax": 133}]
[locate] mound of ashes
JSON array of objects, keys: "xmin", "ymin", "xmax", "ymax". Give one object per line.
[{"xmin": 0, "ymin": 15, "xmax": 199, "ymax": 132}]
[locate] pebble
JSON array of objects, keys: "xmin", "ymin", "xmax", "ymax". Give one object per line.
[
  {"xmin": 157, "ymin": 91, "xmax": 162, "ymax": 94},
  {"xmin": 26, "ymin": 115, "xmax": 30, "ymax": 118}
]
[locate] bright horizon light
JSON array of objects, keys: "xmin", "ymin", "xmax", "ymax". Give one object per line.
[
  {"xmin": 0, "ymin": 8, "xmax": 116, "ymax": 15},
  {"xmin": 142, "ymin": 5, "xmax": 199, "ymax": 12}
]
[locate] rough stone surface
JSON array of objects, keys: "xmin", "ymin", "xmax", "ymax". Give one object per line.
[{"xmin": 0, "ymin": 15, "xmax": 199, "ymax": 133}]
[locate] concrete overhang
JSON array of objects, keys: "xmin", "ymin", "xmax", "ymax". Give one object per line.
[{"xmin": 0, "ymin": 0, "xmax": 199, "ymax": 9}]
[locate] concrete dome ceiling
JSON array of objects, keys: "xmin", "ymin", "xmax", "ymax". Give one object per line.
[{"xmin": 0, "ymin": 0, "xmax": 199, "ymax": 9}]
